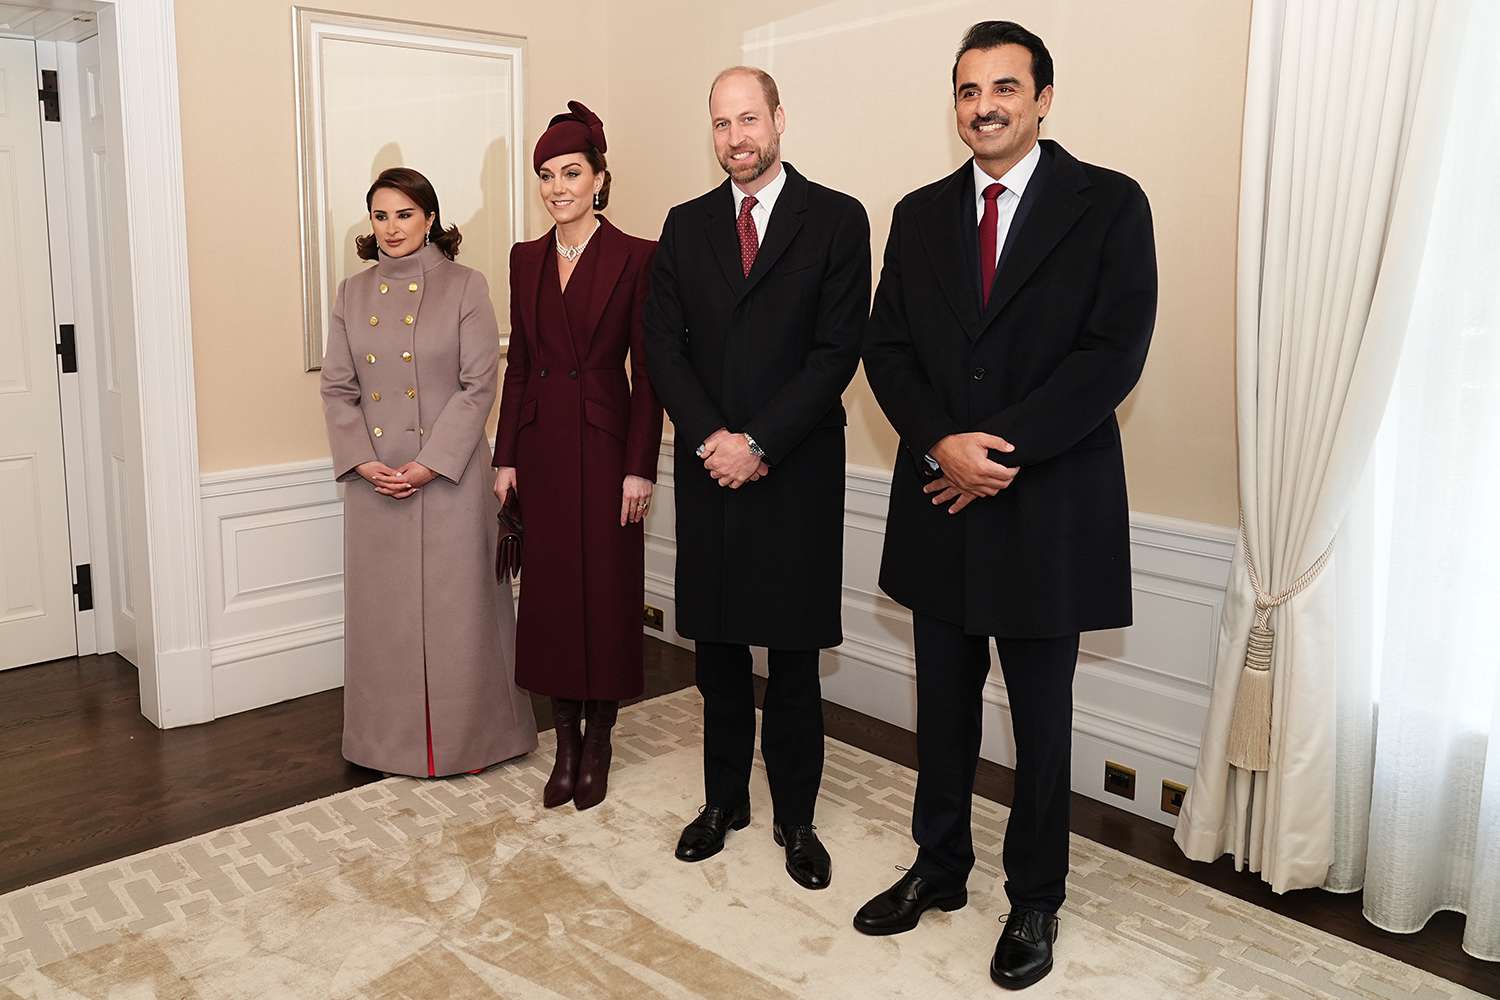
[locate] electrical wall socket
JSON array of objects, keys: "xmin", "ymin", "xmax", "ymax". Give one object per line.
[
  {"xmin": 1104, "ymin": 761, "xmax": 1137, "ymax": 800},
  {"xmin": 1161, "ymin": 780, "xmax": 1187, "ymax": 816},
  {"xmin": 642, "ymin": 604, "xmax": 664, "ymax": 631}
]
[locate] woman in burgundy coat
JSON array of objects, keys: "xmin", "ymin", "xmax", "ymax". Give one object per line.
[{"xmin": 493, "ymin": 101, "xmax": 662, "ymax": 810}]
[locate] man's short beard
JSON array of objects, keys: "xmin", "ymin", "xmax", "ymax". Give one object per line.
[{"xmin": 720, "ymin": 137, "xmax": 779, "ymax": 183}]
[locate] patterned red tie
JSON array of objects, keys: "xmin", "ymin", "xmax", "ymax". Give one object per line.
[
  {"xmin": 737, "ymin": 195, "xmax": 759, "ymax": 277},
  {"xmin": 978, "ymin": 182, "xmax": 1006, "ymax": 308}
]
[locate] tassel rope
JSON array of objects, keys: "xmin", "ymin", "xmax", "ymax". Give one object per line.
[{"xmin": 1224, "ymin": 512, "xmax": 1334, "ymax": 771}]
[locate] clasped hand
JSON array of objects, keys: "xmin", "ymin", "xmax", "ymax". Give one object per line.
[
  {"xmin": 700, "ymin": 429, "xmax": 768, "ymax": 489},
  {"xmin": 358, "ymin": 460, "xmax": 433, "ymax": 499},
  {"xmin": 925, "ymin": 432, "xmax": 1020, "ymax": 514}
]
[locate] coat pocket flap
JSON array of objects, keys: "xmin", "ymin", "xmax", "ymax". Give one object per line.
[
  {"xmin": 519, "ymin": 397, "xmax": 539, "ymax": 428},
  {"xmin": 583, "ymin": 398, "xmax": 626, "ymax": 440}
]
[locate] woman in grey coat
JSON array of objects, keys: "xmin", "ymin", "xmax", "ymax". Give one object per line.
[{"xmin": 321, "ymin": 167, "xmax": 537, "ymax": 777}]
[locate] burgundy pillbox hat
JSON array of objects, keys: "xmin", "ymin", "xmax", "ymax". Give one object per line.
[{"xmin": 532, "ymin": 100, "xmax": 607, "ymax": 173}]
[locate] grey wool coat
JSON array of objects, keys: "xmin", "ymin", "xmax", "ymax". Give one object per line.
[{"xmin": 321, "ymin": 243, "xmax": 537, "ymax": 777}]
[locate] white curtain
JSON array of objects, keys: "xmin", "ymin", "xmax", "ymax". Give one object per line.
[
  {"xmin": 1325, "ymin": 0, "xmax": 1500, "ymax": 959},
  {"xmin": 1174, "ymin": 0, "xmax": 1465, "ymax": 891}
]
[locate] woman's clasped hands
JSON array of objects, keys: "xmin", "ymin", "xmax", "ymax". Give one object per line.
[{"xmin": 358, "ymin": 460, "xmax": 434, "ymax": 499}]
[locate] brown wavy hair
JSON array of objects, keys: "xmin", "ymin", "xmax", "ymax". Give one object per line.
[{"xmin": 355, "ymin": 167, "xmax": 462, "ymax": 261}]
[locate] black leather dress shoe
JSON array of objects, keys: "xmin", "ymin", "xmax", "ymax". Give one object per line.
[
  {"xmin": 989, "ymin": 908, "xmax": 1059, "ymax": 990},
  {"xmin": 772, "ymin": 824, "xmax": 831, "ymax": 890},
  {"xmin": 674, "ymin": 802, "xmax": 751, "ymax": 862},
  {"xmin": 852, "ymin": 870, "xmax": 968, "ymax": 935}
]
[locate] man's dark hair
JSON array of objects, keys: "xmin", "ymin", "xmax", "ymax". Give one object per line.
[{"xmin": 951, "ymin": 20, "xmax": 1054, "ymax": 97}]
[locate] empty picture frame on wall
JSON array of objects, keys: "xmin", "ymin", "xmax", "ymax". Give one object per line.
[{"xmin": 293, "ymin": 9, "xmax": 526, "ymax": 370}]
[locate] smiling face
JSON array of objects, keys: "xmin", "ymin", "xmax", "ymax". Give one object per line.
[
  {"xmin": 709, "ymin": 71, "xmax": 785, "ymax": 190},
  {"xmin": 369, "ymin": 187, "xmax": 432, "ymax": 258},
  {"xmin": 954, "ymin": 43, "xmax": 1052, "ymax": 175},
  {"xmin": 537, "ymin": 152, "xmax": 601, "ymax": 228}
]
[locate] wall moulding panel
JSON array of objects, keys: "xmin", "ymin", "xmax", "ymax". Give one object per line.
[{"xmin": 201, "ymin": 445, "xmax": 1231, "ymax": 826}]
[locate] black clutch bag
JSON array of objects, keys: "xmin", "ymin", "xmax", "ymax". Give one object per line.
[{"xmin": 495, "ymin": 487, "xmax": 523, "ymax": 582}]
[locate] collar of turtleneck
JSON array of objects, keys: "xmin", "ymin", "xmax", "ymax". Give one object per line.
[{"xmin": 376, "ymin": 242, "xmax": 446, "ymax": 279}]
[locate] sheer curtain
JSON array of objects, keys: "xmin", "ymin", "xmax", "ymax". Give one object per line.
[{"xmin": 1328, "ymin": 0, "xmax": 1500, "ymax": 959}]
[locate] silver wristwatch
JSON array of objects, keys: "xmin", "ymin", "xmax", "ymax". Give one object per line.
[{"xmin": 742, "ymin": 433, "xmax": 766, "ymax": 459}]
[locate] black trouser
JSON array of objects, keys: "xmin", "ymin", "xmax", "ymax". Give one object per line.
[
  {"xmin": 695, "ymin": 642, "xmax": 823, "ymax": 826},
  {"xmin": 909, "ymin": 613, "xmax": 1080, "ymax": 914}
]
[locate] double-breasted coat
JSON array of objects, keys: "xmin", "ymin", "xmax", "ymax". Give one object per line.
[
  {"xmin": 863, "ymin": 140, "xmax": 1158, "ymax": 637},
  {"xmin": 643, "ymin": 164, "xmax": 870, "ymax": 650},
  {"xmin": 493, "ymin": 217, "xmax": 662, "ymax": 700},
  {"xmin": 321, "ymin": 243, "xmax": 538, "ymax": 776}
]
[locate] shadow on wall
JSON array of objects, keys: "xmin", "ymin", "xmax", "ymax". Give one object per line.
[{"xmin": 457, "ymin": 136, "xmax": 514, "ymax": 336}]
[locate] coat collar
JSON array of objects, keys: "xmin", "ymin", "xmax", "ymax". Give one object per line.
[
  {"xmin": 514, "ymin": 215, "xmax": 631, "ymax": 362},
  {"xmin": 375, "ymin": 242, "xmax": 446, "ymax": 279},
  {"xmin": 916, "ymin": 140, "xmax": 1092, "ymax": 340},
  {"xmin": 704, "ymin": 161, "xmax": 810, "ymax": 306}
]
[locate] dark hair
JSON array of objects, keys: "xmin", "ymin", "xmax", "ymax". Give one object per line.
[
  {"xmin": 951, "ymin": 21, "xmax": 1054, "ymax": 112},
  {"xmin": 355, "ymin": 167, "xmax": 462, "ymax": 261}
]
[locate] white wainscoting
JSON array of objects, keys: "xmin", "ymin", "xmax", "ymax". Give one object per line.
[
  {"xmin": 201, "ymin": 446, "xmax": 1232, "ymax": 827},
  {"xmin": 199, "ymin": 460, "xmax": 346, "ymax": 719}
]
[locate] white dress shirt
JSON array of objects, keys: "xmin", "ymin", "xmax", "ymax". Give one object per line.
[
  {"xmin": 731, "ymin": 163, "xmax": 788, "ymax": 246},
  {"xmin": 973, "ymin": 140, "xmax": 1042, "ymax": 269}
]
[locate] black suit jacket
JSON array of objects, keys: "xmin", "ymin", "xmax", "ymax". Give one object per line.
[
  {"xmin": 645, "ymin": 164, "xmax": 870, "ymax": 648},
  {"xmin": 863, "ymin": 140, "xmax": 1157, "ymax": 636}
]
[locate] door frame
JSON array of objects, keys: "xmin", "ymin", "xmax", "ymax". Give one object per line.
[{"xmin": 58, "ymin": 0, "xmax": 209, "ymax": 728}]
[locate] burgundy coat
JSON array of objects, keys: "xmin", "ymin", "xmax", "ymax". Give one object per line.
[{"xmin": 494, "ymin": 217, "xmax": 662, "ymax": 699}]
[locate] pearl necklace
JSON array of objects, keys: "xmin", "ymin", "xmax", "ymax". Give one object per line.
[{"xmin": 555, "ymin": 219, "xmax": 600, "ymax": 262}]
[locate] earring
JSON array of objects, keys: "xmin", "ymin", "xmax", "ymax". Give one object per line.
[
  {"xmin": 593, "ymin": 192, "xmax": 602, "ymax": 210},
  {"xmin": 424, "ymin": 229, "xmax": 431, "ymax": 246}
]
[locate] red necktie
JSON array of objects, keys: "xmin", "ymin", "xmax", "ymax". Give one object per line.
[
  {"xmin": 737, "ymin": 195, "xmax": 759, "ymax": 277},
  {"xmin": 978, "ymin": 182, "xmax": 1006, "ymax": 308}
]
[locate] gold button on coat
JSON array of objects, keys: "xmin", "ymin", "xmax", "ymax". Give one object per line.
[
  {"xmin": 404, "ymin": 314, "xmax": 414, "ymax": 325},
  {"xmin": 366, "ymin": 353, "xmax": 376, "ymax": 364},
  {"xmin": 369, "ymin": 316, "xmax": 379, "ymax": 327},
  {"xmin": 372, "ymin": 426, "xmax": 384, "ymax": 438},
  {"xmin": 379, "ymin": 282, "xmax": 389, "ymax": 294},
  {"xmin": 408, "ymin": 282, "xmax": 419, "ymax": 292},
  {"xmin": 371, "ymin": 391, "xmax": 381, "ymax": 401},
  {"xmin": 402, "ymin": 351, "xmax": 413, "ymax": 362},
  {"xmin": 406, "ymin": 388, "xmax": 416, "ymax": 399}
]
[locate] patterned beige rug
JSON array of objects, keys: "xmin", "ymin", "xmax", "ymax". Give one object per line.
[{"xmin": 0, "ymin": 690, "xmax": 1483, "ymax": 999}]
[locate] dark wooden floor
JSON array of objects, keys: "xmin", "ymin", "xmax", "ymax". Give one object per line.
[{"xmin": 1, "ymin": 640, "xmax": 1495, "ymax": 996}]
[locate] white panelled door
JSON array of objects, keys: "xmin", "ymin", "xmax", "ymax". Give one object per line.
[
  {"xmin": 0, "ymin": 37, "xmax": 76, "ymax": 671},
  {"xmin": 74, "ymin": 33, "xmax": 138, "ymax": 666}
]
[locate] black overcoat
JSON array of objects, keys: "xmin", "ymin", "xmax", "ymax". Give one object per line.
[
  {"xmin": 644, "ymin": 164, "xmax": 870, "ymax": 649},
  {"xmin": 863, "ymin": 140, "xmax": 1157, "ymax": 637}
]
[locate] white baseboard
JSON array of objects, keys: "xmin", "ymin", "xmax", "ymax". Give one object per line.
[{"xmin": 200, "ymin": 446, "xmax": 1232, "ymax": 827}]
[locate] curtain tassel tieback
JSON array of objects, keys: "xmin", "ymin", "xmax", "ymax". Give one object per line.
[{"xmin": 1224, "ymin": 513, "xmax": 1334, "ymax": 772}]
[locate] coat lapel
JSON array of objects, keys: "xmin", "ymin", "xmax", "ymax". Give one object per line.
[
  {"xmin": 703, "ymin": 179, "xmax": 745, "ymax": 294},
  {"xmin": 578, "ymin": 217, "xmax": 630, "ymax": 356},
  {"xmin": 516, "ymin": 233, "xmax": 549, "ymax": 359},
  {"xmin": 978, "ymin": 141, "xmax": 1091, "ymax": 331},
  {"xmin": 736, "ymin": 164, "xmax": 808, "ymax": 306},
  {"xmin": 915, "ymin": 162, "xmax": 982, "ymax": 340}
]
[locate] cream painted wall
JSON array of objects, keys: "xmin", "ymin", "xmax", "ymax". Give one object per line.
[
  {"xmin": 182, "ymin": 0, "xmax": 1247, "ymax": 526},
  {"xmin": 177, "ymin": 0, "xmax": 610, "ymax": 474},
  {"xmin": 605, "ymin": 0, "xmax": 1250, "ymax": 527}
]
